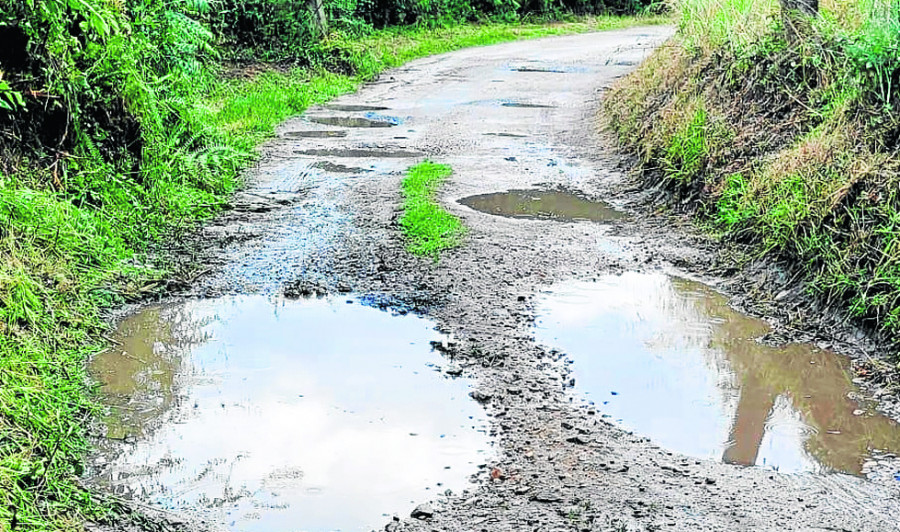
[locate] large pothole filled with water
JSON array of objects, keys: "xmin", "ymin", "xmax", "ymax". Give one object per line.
[
  {"xmin": 458, "ymin": 190, "xmax": 626, "ymax": 223},
  {"xmin": 536, "ymin": 272, "xmax": 900, "ymax": 476},
  {"xmin": 88, "ymin": 296, "xmax": 490, "ymax": 531}
]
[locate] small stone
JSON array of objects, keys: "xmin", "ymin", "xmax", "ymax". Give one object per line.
[
  {"xmin": 411, "ymin": 503, "xmax": 434, "ymax": 520},
  {"xmin": 469, "ymin": 390, "xmax": 492, "ymax": 403},
  {"xmin": 532, "ymin": 490, "xmax": 564, "ymax": 503},
  {"xmin": 445, "ymin": 364, "xmax": 463, "ymax": 376},
  {"xmin": 853, "ymin": 409, "xmax": 865, "ymax": 416}
]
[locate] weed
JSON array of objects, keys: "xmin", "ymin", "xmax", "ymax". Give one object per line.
[
  {"xmin": 606, "ymin": 0, "xmax": 900, "ymax": 345},
  {"xmin": 400, "ymin": 161, "xmax": 467, "ymax": 258}
]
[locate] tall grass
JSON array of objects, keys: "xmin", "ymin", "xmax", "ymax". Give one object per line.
[{"xmin": 606, "ymin": 0, "xmax": 900, "ymax": 346}]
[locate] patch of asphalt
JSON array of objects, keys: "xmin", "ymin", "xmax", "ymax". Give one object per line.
[{"xmin": 112, "ymin": 28, "xmax": 900, "ymax": 531}]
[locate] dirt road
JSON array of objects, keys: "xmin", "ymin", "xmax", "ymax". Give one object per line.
[{"xmin": 99, "ymin": 28, "xmax": 900, "ymax": 531}]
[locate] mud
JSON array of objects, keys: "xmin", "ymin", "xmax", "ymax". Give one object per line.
[
  {"xmin": 483, "ymin": 132, "xmax": 528, "ymax": 138},
  {"xmin": 312, "ymin": 161, "xmax": 373, "ymax": 173},
  {"xmin": 90, "ymin": 296, "xmax": 489, "ymax": 532},
  {"xmin": 307, "ymin": 116, "xmax": 396, "ymax": 128},
  {"xmin": 95, "ymin": 28, "xmax": 900, "ymax": 532},
  {"xmin": 282, "ymin": 130, "xmax": 348, "ymax": 138},
  {"xmin": 293, "ymin": 148, "xmax": 425, "ymax": 158},
  {"xmin": 323, "ymin": 104, "xmax": 391, "ymax": 112},
  {"xmin": 501, "ymin": 102, "xmax": 555, "ymax": 108}
]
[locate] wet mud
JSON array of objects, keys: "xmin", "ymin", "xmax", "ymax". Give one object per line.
[
  {"xmin": 307, "ymin": 116, "xmax": 396, "ymax": 128},
  {"xmin": 501, "ymin": 102, "xmax": 555, "ymax": 108},
  {"xmin": 323, "ymin": 104, "xmax": 391, "ymax": 112},
  {"xmin": 282, "ymin": 130, "xmax": 348, "ymax": 138},
  {"xmin": 312, "ymin": 161, "xmax": 373, "ymax": 173},
  {"xmin": 94, "ymin": 28, "xmax": 900, "ymax": 532},
  {"xmin": 458, "ymin": 189, "xmax": 626, "ymax": 222},
  {"xmin": 293, "ymin": 148, "xmax": 424, "ymax": 158}
]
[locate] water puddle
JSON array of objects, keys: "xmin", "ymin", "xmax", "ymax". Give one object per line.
[
  {"xmin": 501, "ymin": 103, "xmax": 554, "ymax": 109},
  {"xmin": 312, "ymin": 161, "xmax": 373, "ymax": 174},
  {"xmin": 458, "ymin": 190, "xmax": 626, "ymax": 223},
  {"xmin": 283, "ymin": 130, "xmax": 348, "ymax": 139},
  {"xmin": 308, "ymin": 117, "xmax": 396, "ymax": 128},
  {"xmin": 536, "ymin": 273, "xmax": 900, "ymax": 475},
  {"xmin": 323, "ymin": 104, "xmax": 390, "ymax": 112},
  {"xmin": 294, "ymin": 148, "xmax": 424, "ymax": 158},
  {"xmin": 509, "ymin": 65, "xmax": 589, "ymax": 74},
  {"xmin": 484, "ymin": 133, "xmax": 528, "ymax": 138},
  {"xmin": 89, "ymin": 296, "xmax": 489, "ymax": 531}
]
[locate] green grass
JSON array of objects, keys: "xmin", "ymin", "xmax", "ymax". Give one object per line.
[
  {"xmin": 605, "ymin": 0, "xmax": 900, "ymax": 346},
  {"xmin": 1, "ymin": 16, "xmax": 671, "ymax": 531},
  {"xmin": 400, "ymin": 161, "xmax": 467, "ymax": 258}
]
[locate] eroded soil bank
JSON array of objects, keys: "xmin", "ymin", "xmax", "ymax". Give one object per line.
[{"xmin": 91, "ymin": 28, "xmax": 900, "ymax": 531}]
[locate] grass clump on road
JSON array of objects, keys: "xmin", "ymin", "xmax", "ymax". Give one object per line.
[
  {"xmin": 401, "ymin": 162, "xmax": 467, "ymax": 258},
  {"xmin": 605, "ymin": 0, "xmax": 900, "ymax": 343}
]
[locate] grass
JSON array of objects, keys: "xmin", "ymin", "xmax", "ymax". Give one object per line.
[
  {"xmin": 0, "ymin": 15, "xmax": 670, "ymax": 531},
  {"xmin": 400, "ymin": 161, "xmax": 467, "ymax": 258},
  {"xmin": 604, "ymin": 0, "xmax": 900, "ymax": 344}
]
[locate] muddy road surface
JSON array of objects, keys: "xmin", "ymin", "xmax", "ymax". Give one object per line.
[{"xmin": 90, "ymin": 28, "xmax": 900, "ymax": 531}]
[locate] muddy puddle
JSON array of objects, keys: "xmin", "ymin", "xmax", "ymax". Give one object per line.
[
  {"xmin": 312, "ymin": 161, "xmax": 373, "ymax": 174},
  {"xmin": 283, "ymin": 130, "xmax": 348, "ymax": 139},
  {"xmin": 294, "ymin": 148, "xmax": 424, "ymax": 158},
  {"xmin": 459, "ymin": 190, "xmax": 626, "ymax": 223},
  {"xmin": 89, "ymin": 296, "xmax": 490, "ymax": 531},
  {"xmin": 536, "ymin": 273, "xmax": 900, "ymax": 476},
  {"xmin": 501, "ymin": 102, "xmax": 554, "ymax": 109},
  {"xmin": 323, "ymin": 104, "xmax": 390, "ymax": 112},
  {"xmin": 308, "ymin": 116, "xmax": 396, "ymax": 128}
]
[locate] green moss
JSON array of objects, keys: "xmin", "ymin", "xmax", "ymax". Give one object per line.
[{"xmin": 400, "ymin": 161, "xmax": 467, "ymax": 258}]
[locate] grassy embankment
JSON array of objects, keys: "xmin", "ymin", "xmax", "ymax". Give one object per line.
[
  {"xmin": 605, "ymin": 0, "xmax": 900, "ymax": 347},
  {"xmin": 0, "ymin": 8, "xmax": 668, "ymax": 531},
  {"xmin": 401, "ymin": 161, "xmax": 466, "ymax": 257}
]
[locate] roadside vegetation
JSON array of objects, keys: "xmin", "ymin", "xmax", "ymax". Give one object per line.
[
  {"xmin": 0, "ymin": 0, "xmax": 663, "ymax": 529},
  {"xmin": 401, "ymin": 161, "xmax": 466, "ymax": 257},
  {"xmin": 605, "ymin": 0, "xmax": 900, "ymax": 345}
]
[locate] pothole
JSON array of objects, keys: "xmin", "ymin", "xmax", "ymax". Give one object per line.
[
  {"xmin": 483, "ymin": 133, "xmax": 528, "ymax": 138},
  {"xmin": 307, "ymin": 117, "xmax": 396, "ymax": 128},
  {"xmin": 312, "ymin": 161, "xmax": 373, "ymax": 173},
  {"xmin": 323, "ymin": 104, "xmax": 390, "ymax": 112},
  {"xmin": 283, "ymin": 130, "xmax": 348, "ymax": 138},
  {"xmin": 88, "ymin": 296, "xmax": 490, "ymax": 531},
  {"xmin": 501, "ymin": 103, "xmax": 554, "ymax": 108},
  {"xmin": 536, "ymin": 273, "xmax": 900, "ymax": 476},
  {"xmin": 458, "ymin": 189, "xmax": 626, "ymax": 223},
  {"xmin": 294, "ymin": 148, "xmax": 424, "ymax": 158}
]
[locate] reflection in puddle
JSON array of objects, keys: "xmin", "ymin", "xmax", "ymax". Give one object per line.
[
  {"xmin": 536, "ymin": 273, "xmax": 900, "ymax": 475},
  {"xmin": 459, "ymin": 190, "xmax": 626, "ymax": 223},
  {"xmin": 308, "ymin": 116, "xmax": 396, "ymax": 128},
  {"xmin": 90, "ymin": 297, "xmax": 489, "ymax": 531}
]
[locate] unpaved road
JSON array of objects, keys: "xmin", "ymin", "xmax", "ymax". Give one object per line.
[{"xmin": 112, "ymin": 28, "xmax": 900, "ymax": 531}]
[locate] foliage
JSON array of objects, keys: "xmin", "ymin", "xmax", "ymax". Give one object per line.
[
  {"xmin": 605, "ymin": 0, "xmax": 900, "ymax": 344},
  {"xmin": 400, "ymin": 161, "xmax": 467, "ymax": 258}
]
